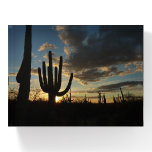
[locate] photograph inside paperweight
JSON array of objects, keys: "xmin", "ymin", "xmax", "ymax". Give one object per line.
[{"xmin": 8, "ymin": 25, "xmax": 143, "ymax": 126}]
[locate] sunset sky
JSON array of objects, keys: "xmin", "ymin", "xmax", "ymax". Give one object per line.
[{"xmin": 8, "ymin": 25, "xmax": 143, "ymax": 103}]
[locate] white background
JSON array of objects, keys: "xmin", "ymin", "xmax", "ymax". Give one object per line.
[{"xmin": 0, "ymin": 0, "xmax": 152, "ymax": 151}]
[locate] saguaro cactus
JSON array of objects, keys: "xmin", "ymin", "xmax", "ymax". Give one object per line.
[
  {"xmin": 120, "ymin": 87, "xmax": 125, "ymax": 103},
  {"xmin": 69, "ymin": 88, "xmax": 72, "ymax": 103},
  {"xmin": 103, "ymin": 94, "xmax": 106, "ymax": 104},
  {"xmin": 38, "ymin": 51, "xmax": 73, "ymax": 104},
  {"xmin": 98, "ymin": 91, "xmax": 101, "ymax": 104},
  {"xmin": 113, "ymin": 96, "xmax": 116, "ymax": 104},
  {"xmin": 16, "ymin": 25, "xmax": 32, "ymax": 101}
]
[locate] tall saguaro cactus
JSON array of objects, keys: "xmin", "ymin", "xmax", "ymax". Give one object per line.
[
  {"xmin": 16, "ymin": 25, "xmax": 32, "ymax": 101},
  {"xmin": 38, "ymin": 51, "xmax": 73, "ymax": 104}
]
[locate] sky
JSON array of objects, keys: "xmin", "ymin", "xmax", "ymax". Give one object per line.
[{"xmin": 8, "ymin": 25, "xmax": 143, "ymax": 103}]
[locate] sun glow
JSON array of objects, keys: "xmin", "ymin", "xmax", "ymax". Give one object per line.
[{"xmin": 56, "ymin": 96, "xmax": 61, "ymax": 103}]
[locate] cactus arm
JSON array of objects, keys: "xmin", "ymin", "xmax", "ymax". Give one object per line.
[
  {"xmin": 57, "ymin": 56, "xmax": 62, "ymax": 91},
  {"xmin": 120, "ymin": 88, "xmax": 124, "ymax": 101},
  {"xmin": 42, "ymin": 61, "xmax": 47, "ymax": 86},
  {"xmin": 38, "ymin": 68, "xmax": 48, "ymax": 93},
  {"xmin": 57, "ymin": 73, "xmax": 73, "ymax": 96}
]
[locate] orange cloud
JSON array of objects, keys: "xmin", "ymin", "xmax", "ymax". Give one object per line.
[
  {"xmin": 38, "ymin": 42, "xmax": 56, "ymax": 52},
  {"xmin": 31, "ymin": 68, "xmax": 38, "ymax": 76},
  {"xmin": 8, "ymin": 73, "xmax": 16, "ymax": 76}
]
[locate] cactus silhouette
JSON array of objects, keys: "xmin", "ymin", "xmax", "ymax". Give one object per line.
[
  {"xmin": 103, "ymin": 94, "xmax": 106, "ymax": 104},
  {"xmin": 69, "ymin": 88, "xmax": 72, "ymax": 103},
  {"xmin": 98, "ymin": 91, "xmax": 101, "ymax": 104},
  {"xmin": 66, "ymin": 94, "xmax": 68, "ymax": 103},
  {"xmin": 120, "ymin": 87, "xmax": 125, "ymax": 103},
  {"xmin": 16, "ymin": 25, "xmax": 32, "ymax": 101},
  {"xmin": 113, "ymin": 96, "xmax": 116, "ymax": 104},
  {"xmin": 117, "ymin": 94, "xmax": 120, "ymax": 103},
  {"xmin": 84, "ymin": 94, "xmax": 87, "ymax": 103},
  {"xmin": 38, "ymin": 51, "xmax": 73, "ymax": 104}
]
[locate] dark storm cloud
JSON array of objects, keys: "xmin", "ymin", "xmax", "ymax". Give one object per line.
[
  {"xmin": 72, "ymin": 81, "xmax": 143, "ymax": 94},
  {"xmin": 56, "ymin": 25, "xmax": 88, "ymax": 48},
  {"xmin": 56, "ymin": 25, "xmax": 143, "ymax": 84},
  {"xmin": 74, "ymin": 66, "xmax": 130, "ymax": 85},
  {"xmin": 96, "ymin": 81, "xmax": 143, "ymax": 92}
]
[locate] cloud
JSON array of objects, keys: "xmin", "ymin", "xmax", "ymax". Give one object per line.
[
  {"xmin": 56, "ymin": 25, "xmax": 143, "ymax": 84},
  {"xmin": 31, "ymin": 68, "xmax": 38, "ymax": 76},
  {"xmin": 56, "ymin": 25, "xmax": 67, "ymax": 31},
  {"xmin": 43, "ymin": 52, "xmax": 55, "ymax": 60},
  {"xmin": 9, "ymin": 81, "xmax": 17, "ymax": 85},
  {"xmin": 43, "ymin": 53, "xmax": 48, "ymax": 60},
  {"xmin": 95, "ymin": 81, "xmax": 143, "ymax": 92},
  {"xmin": 8, "ymin": 73, "xmax": 16, "ymax": 76},
  {"xmin": 56, "ymin": 25, "xmax": 87, "ymax": 48},
  {"xmin": 34, "ymin": 55, "xmax": 38, "ymax": 58},
  {"xmin": 71, "ymin": 81, "xmax": 143, "ymax": 94},
  {"xmin": 42, "ymin": 52, "xmax": 61, "ymax": 69},
  {"xmin": 9, "ymin": 68, "xmax": 38, "ymax": 77},
  {"xmin": 38, "ymin": 42, "xmax": 56, "ymax": 52},
  {"xmin": 64, "ymin": 47, "xmax": 70, "ymax": 55},
  {"xmin": 134, "ymin": 62, "xmax": 143, "ymax": 72},
  {"xmin": 8, "ymin": 68, "xmax": 42, "ymax": 79},
  {"xmin": 125, "ymin": 61, "xmax": 143, "ymax": 72},
  {"xmin": 74, "ymin": 66, "xmax": 133, "ymax": 85}
]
